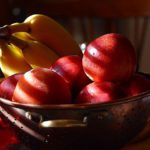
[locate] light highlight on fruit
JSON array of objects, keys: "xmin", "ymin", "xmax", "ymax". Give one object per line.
[
  {"xmin": 82, "ymin": 33, "xmax": 137, "ymax": 83},
  {"xmin": 12, "ymin": 68, "xmax": 72, "ymax": 105}
]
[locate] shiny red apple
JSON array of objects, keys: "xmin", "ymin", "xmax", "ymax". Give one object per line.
[
  {"xmin": 122, "ymin": 73, "xmax": 150, "ymax": 97},
  {"xmin": 50, "ymin": 55, "xmax": 91, "ymax": 97},
  {"xmin": 82, "ymin": 33, "xmax": 137, "ymax": 83},
  {"xmin": 12, "ymin": 68, "xmax": 72, "ymax": 105},
  {"xmin": 76, "ymin": 81, "xmax": 124, "ymax": 104},
  {"xmin": 0, "ymin": 73, "xmax": 23, "ymax": 100}
]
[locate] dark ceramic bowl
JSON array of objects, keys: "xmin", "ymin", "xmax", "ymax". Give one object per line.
[{"xmin": 0, "ymin": 73, "xmax": 150, "ymax": 150}]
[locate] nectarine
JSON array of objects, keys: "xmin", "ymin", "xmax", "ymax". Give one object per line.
[
  {"xmin": 82, "ymin": 33, "xmax": 137, "ymax": 83},
  {"xmin": 12, "ymin": 68, "xmax": 72, "ymax": 105},
  {"xmin": 122, "ymin": 73, "xmax": 150, "ymax": 97},
  {"xmin": 76, "ymin": 81, "xmax": 124, "ymax": 104},
  {"xmin": 50, "ymin": 55, "xmax": 91, "ymax": 97},
  {"xmin": 0, "ymin": 73, "xmax": 23, "ymax": 100}
]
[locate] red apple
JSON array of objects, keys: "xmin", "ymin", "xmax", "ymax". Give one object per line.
[
  {"xmin": 76, "ymin": 81, "xmax": 124, "ymax": 104},
  {"xmin": 122, "ymin": 73, "xmax": 150, "ymax": 97},
  {"xmin": 50, "ymin": 55, "xmax": 91, "ymax": 96},
  {"xmin": 12, "ymin": 68, "xmax": 71, "ymax": 105},
  {"xmin": 82, "ymin": 33, "xmax": 137, "ymax": 83},
  {"xmin": 0, "ymin": 73, "xmax": 23, "ymax": 100}
]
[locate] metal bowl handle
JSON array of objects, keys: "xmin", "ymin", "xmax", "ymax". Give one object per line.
[{"xmin": 39, "ymin": 119, "xmax": 87, "ymax": 128}]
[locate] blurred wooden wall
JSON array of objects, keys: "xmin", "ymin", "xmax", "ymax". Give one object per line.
[{"xmin": 0, "ymin": 0, "xmax": 150, "ymax": 74}]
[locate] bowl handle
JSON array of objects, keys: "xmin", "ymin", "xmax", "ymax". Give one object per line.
[{"xmin": 39, "ymin": 119, "xmax": 87, "ymax": 128}]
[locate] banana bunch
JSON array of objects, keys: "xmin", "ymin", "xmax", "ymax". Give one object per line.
[
  {"xmin": 0, "ymin": 14, "xmax": 82, "ymax": 56},
  {"xmin": 0, "ymin": 39, "xmax": 31, "ymax": 77},
  {"xmin": 0, "ymin": 14, "xmax": 82, "ymax": 78},
  {"xmin": 9, "ymin": 35, "xmax": 59, "ymax": 68}
]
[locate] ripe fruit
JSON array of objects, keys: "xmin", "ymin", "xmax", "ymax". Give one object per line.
[
  {"xmin": 76, "ymin": 82, "xmax": 124, "ymax": 104},
  {"xmin": 82, "ymin": 33, "xmax": 137, "ymax": 83},
  {"xmin": 50, "ymin": 55, "xmax": 91, "ymax": 96},
  {"xmin": 12, "ymin": 68, "xmax": 71, "ymax": 105},
  {"xmin": 0, "ymin": 73, "xmax": 23, "ymax": 100},
  {"xmin": 9, "ymin": 35, "xmax": 59, "ymax": 68},
  {"xmin": 122, "ymin": 73, "xmax": 150, "ymax": 97},
  {"xmin": 0, "ymin": 14, "xmax": 82, "ymax": 57},
  {"xmin": 0, "ymin": 40, "xmax": 31, "ymax": 77},
  {"xmin": 12, "ymin": 31, "xmax": 34, "ymax": 41}
]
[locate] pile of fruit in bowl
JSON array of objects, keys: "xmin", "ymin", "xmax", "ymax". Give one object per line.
[{"xmin": 0, "ymin": 14, "xmax": 150, "ymax": 150}]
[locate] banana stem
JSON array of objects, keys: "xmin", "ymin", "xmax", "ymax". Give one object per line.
[
  {"xmin": 0, "ymin": 25, "xmax": 11, "ymax": 40},
  {"xmin": 9, "ymin": 23, "xmax": 30, "ymax": 33},
  {"xmin": 9, "ymin": 35, "xmax": 28, "ymax": 50},
  {"xmin": 0, "ymin": 23, "xmax": 30, "ymax": 39}
]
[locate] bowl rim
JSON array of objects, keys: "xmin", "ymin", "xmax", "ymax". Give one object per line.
[{"xmin": 0, "ymin": 90, "xmax": 150, "ymax": 111}]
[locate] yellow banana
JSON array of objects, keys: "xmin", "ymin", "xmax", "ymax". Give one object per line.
[
  {"xmin": 13, "ymin": 32, "xmax": 34, "ymax": 41},
  {"xmin": 11, "ymin": 22, "xmax": 34, "ymax": 41},
  {"xmin": 9, "ymin": 35, "xmax": 59, "ymax": 68},
  {"xmin": 0, "ymin": 14, "xmax": 82, "ymax": 56},
  {"xmin": 9, "ymin": 22, "xmax": 34, "ymax": 41},
  {"xmin": 0, "ymin": 40, "xmax": 32, "ymax": 77}
]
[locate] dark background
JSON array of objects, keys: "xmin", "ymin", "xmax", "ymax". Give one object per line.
[{"xmin": 0, "ymin": 0, "xmax": 150, "ymax": 73}]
